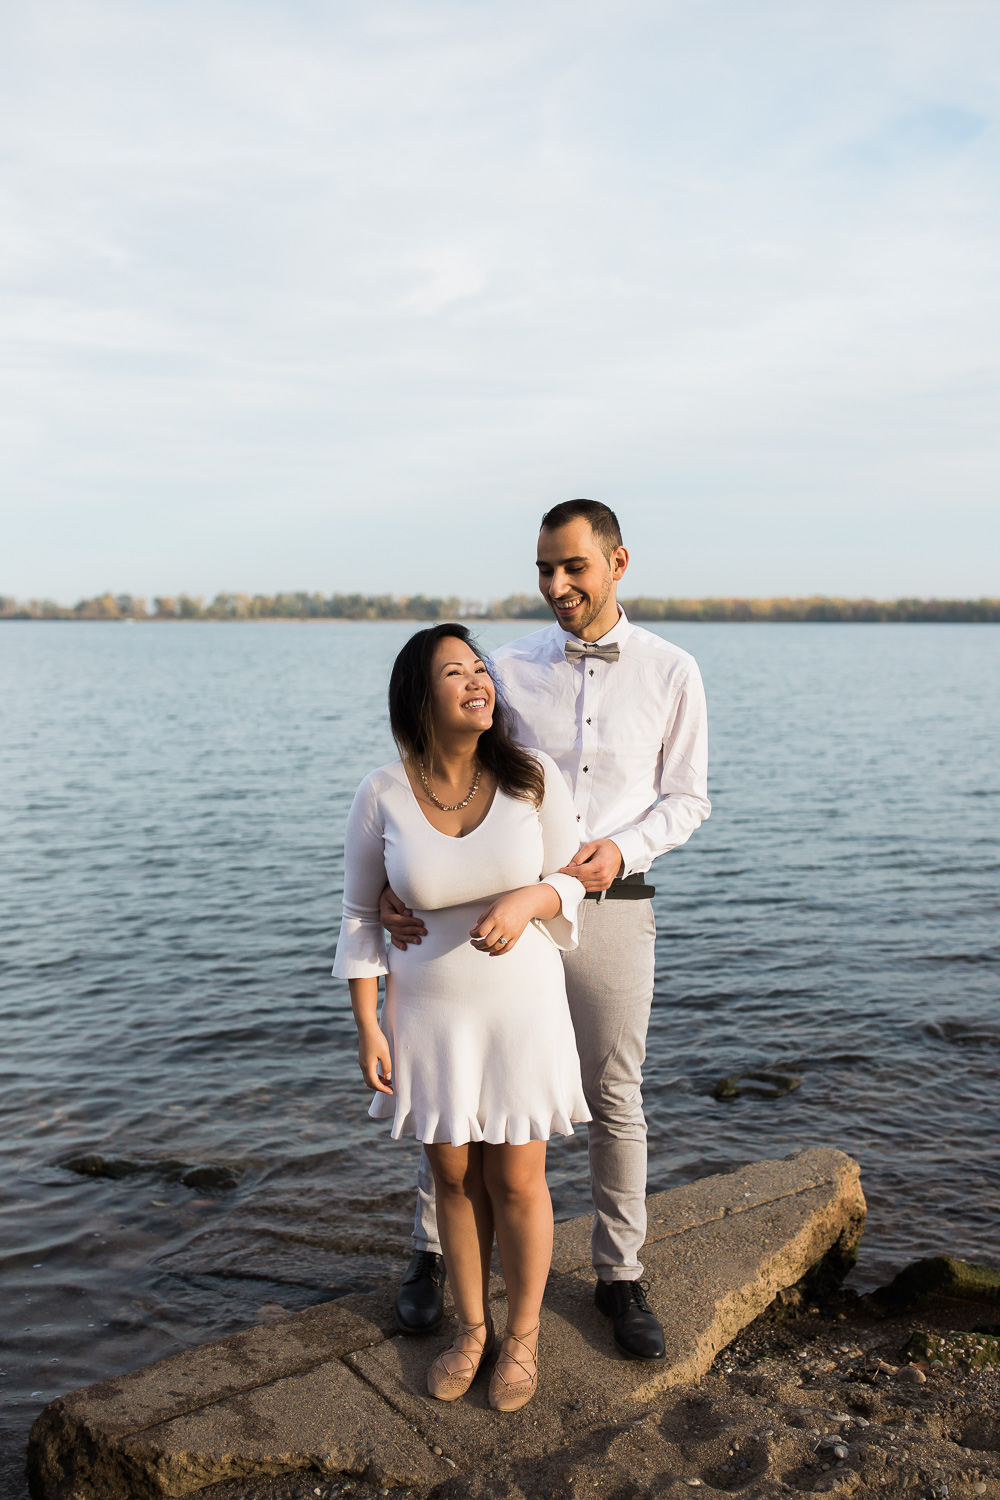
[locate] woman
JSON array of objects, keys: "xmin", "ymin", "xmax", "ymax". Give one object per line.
[{"xmin": 333, "ymin": 623, "xmax": 589, "ymax": 1411}]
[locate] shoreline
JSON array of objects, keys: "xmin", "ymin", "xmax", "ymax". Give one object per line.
[
  {"xmin": 185, "ymin": 1292, "xmax": 1000, "ymax": 1500},
  {"xmin": 4, "ymin": 615, "xmax": 1000, "ymax": 625},
  {"xmin": 20, "ymin": 1151, "xmax": 1000, "ymax": 1499}
]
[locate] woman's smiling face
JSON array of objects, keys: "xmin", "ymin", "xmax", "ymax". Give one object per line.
[{"xmin": 429, "ymin": 635, "xmax": 495, "ymax": 739}]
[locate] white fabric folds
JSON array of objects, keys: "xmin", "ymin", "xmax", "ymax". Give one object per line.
[{"xmin": 333, "ymin": 752, "xmax": 590, "ymax": 1145}]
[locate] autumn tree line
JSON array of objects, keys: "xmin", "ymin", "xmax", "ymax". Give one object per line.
[{"xmin": 2, "ymin": 591, "xmax": 999, "ymax": 622}]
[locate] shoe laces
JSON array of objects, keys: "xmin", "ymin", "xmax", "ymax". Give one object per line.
[
  {"xmin": 410, "ymin": 1250, "xmax": 445, "ymax": 1285},
  {"xmin": 622, "ymin": 1278, "xmax": 653, "ymax": 1311},
  {"xmin": 495, "ymin": 1325, "xmax": 538, "ymax": 1387},
  {"xmin": 435, "ymin": 1319, "xmax": 490, "ymax": 1378}
]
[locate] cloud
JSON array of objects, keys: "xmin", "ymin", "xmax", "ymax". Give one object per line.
[{"xmin": 1, "ymin": 0, "xmax": 999, "ymax": 597}]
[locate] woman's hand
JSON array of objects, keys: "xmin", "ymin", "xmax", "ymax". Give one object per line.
[
  {"xmin": 470, "ymin": 886, "xmax": 552, "ymax": 956},
  {"xmin": 358, "ymin": 1025, "xmax": 393, "ymax": 1094}
]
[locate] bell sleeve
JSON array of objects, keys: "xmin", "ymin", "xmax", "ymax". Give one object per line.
[
  {"xmin": 332, "ymin": 774, "xmax": 390, "ymax": 980},
  {"xmin": 533, "ymin": 751, "xmax": 586, "ymax": 952}
]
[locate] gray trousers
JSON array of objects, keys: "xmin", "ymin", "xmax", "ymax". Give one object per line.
[{"xmin": 412, "ymin": 897, "xmax": 656, "ymax": 1281}]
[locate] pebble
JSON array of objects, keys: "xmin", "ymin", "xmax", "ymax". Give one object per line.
[
  {"xmin": 973, "ymin": 1485, "xmax": 987, "ymax": 1495},
  {"xmin": 897, "ymin": 1364, "xmax": 927, "ymax": 1385},
  {"xmin": 853, "ymin": 1416, "xmax": 870, "ymax": 1428},
  {"xmin": 686, "ymin": 1482, "xmax": 703, "ymax": 1489},
  {"xmin": 832, "ymin": 1444, "xmax": 848, "ymax": 1461},
  {"xmin": 432, "ymin": 1445, "xmax": 442, "ymax": 1456}
]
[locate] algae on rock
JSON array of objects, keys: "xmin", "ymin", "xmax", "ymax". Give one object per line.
[{"xmin": 876, "ymin": 1256, "xmax": 1000, "ymax": 1311}]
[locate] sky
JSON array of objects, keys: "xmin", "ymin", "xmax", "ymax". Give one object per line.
[{"xmin": 2, "ymin": 0, "xmax": 998, "ymax": 603}]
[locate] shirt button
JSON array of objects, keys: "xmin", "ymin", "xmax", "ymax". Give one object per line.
[
  {"xmin": 582, "ymin": 765, "xmax": 589, "ymax": 772},
  {"xmin": 589, "ymin": 669, "xmax": 594, "ymax": 676},
  {"xmin": 576, "ymin": 815, "xmax": 581, "ymax": 821},
  {"xmin": 586, "ymin": 717, "xmax": 591, "ymax": 725}
]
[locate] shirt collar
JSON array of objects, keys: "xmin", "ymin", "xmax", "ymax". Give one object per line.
[{"xmin": 551, "ymin": 606, "xmax": 631, "ymax": 656}]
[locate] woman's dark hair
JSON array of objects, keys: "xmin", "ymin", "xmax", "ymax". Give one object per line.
[{"xmin": 388, "ymin": 623, "xmax": 545, "ymax": 808}]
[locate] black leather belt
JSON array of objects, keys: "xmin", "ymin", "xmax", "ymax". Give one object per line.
[{"xmin": 584, "ymin": 873, "xmax": 655, "ymax": 901}]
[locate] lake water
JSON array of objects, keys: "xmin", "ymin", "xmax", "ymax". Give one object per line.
[{"xmin": 1, "ymin": 620, "xmax": 998, "ymax": 1494}]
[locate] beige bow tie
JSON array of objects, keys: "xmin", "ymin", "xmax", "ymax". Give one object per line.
[{"xmin": 564, "ymin": 640, "xmax": 620, "ymax": 663}]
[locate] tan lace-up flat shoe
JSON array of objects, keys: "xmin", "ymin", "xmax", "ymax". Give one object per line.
[
  {"xmin": 426, "ymin": 1316, "xmax": 495, "ymax": 1401},
  {"xmin": 488, "ymin": 1324, "xmax": 538, "ymax": 1412}
]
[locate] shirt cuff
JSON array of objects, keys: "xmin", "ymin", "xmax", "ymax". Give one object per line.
[
  {"xmin": 332, "ymin": 918, "xmax": 390, "ymax": 979},
  {"xmin": 536, "ymin": 871, "xmax": 585, "ymax": 951},
  {"xmin": 609, "ymin": 828, "xmax": 646, "ymax": 880}
]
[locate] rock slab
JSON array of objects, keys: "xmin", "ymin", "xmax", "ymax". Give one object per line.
[{"xmin": 27, "ymin": 1145, "xmax": 865, "ymax": 1499}]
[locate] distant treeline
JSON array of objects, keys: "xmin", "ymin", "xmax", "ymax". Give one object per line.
[{"xmin": 2, "ymin": 591, "xmax": 999, "ymax": 623}]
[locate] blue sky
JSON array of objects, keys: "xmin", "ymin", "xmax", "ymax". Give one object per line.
[{"xmin": 2, "ymin": 0, "xmax": 998, "ymax": 601}]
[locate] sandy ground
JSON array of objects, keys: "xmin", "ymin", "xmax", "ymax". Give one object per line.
[{"xmin": 196, "ymin": 1287, "xmax": 1000, "ymax": 1500}]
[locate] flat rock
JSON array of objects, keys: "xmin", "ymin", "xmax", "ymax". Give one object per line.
[
  {"xmin": 116, "ymin": 1359, "xmax": 441, "ymax": 1496},
  {"xmin": 27, "ymin": 1145, "xmax": 865, "ymax": 1499}
]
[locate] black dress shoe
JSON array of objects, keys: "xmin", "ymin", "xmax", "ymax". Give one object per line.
[
  {"xmin": 394, "ymin": 1251, "xmax": 447, "ymax": 1334},
  {"xmin": 594, "ymin": 1278, "xmax": 666, "ymax": 1360}
]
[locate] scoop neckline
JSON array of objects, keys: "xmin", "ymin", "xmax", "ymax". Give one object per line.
[{"xmin": 398, "ymin": 761, "xmax": 501, "ymax": 840}]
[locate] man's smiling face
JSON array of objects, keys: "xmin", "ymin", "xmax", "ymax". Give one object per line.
[{"xmin": 535, "ymin": 517, "xmax": 628, "ymax": 640}]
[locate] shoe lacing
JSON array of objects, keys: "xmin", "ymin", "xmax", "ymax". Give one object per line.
[
  {"xmin": 434, "ymin": 1318, "xmax": 491, "ymax": 1379},
  {"xmin": 494, "ymin": 1325, "xmax": 538, "ymax": 1388},
  {"xmin": 408, "ymin": 1250, "xmax": 445, "ymax": 1285},
  {"xmin": 622, "ymin": 1278, "xmax": 653, "ymax": 1311}
]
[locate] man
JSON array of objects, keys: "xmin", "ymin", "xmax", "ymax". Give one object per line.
[{"xmin": 382, "ymin": 499, "xmax": 710, "ymax": 1359}]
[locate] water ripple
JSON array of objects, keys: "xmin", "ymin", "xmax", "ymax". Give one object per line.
[{"xmin": 1, "ymin": 619, "xmax": 998, "ymax": 1495}]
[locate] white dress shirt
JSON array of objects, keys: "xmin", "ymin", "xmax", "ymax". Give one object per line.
[{"xmin": 490, "ymin": 609, "xmax": 710, "ymax": 877}]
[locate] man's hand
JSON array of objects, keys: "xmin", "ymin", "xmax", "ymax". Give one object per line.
[
  {"xmin": 559, "ymin": 839, "xmax": 624, "ymax": 893},
  {"xmin": 379, "ymin": 882, "xmax": 428, "ymax": 952}
]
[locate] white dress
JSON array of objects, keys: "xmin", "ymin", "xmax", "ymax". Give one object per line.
[{"xmin": 332, "ymin": 751, "xmax": 591, "ymax": 1146}]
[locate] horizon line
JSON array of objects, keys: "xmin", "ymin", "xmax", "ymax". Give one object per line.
[{"xmin": 3, "ymin": 590, "xmax": 999, "ymax": 625}]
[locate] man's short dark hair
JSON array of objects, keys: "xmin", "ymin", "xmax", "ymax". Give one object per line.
[{"xmin": 539, "ymin": 499, "xmax": 623, "ymax": 561}]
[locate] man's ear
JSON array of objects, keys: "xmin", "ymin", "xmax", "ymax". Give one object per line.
[{"xmin": 611, "ymin": 545, "xmax": 629, "ymax": 583}]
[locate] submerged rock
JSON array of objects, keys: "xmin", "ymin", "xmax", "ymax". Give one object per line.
[
  {"xmin": 61, "ymin": 1154, "xmax": 156, "ymax": 1180},
  {"xmin": 61, "ymin": 1152, "xmax": 240, "ymax": 1191},
  {"xmin": 875, "ymin": 1256, "xmax": 1000, "ymax": 1311},
  {"xmin": 712, "ymin": 1071, "xmax": 803, "ymax": 1101},
  {"xmin": 179, "ymin": 1164, "xmax": 240, "ymax": 1191}
]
